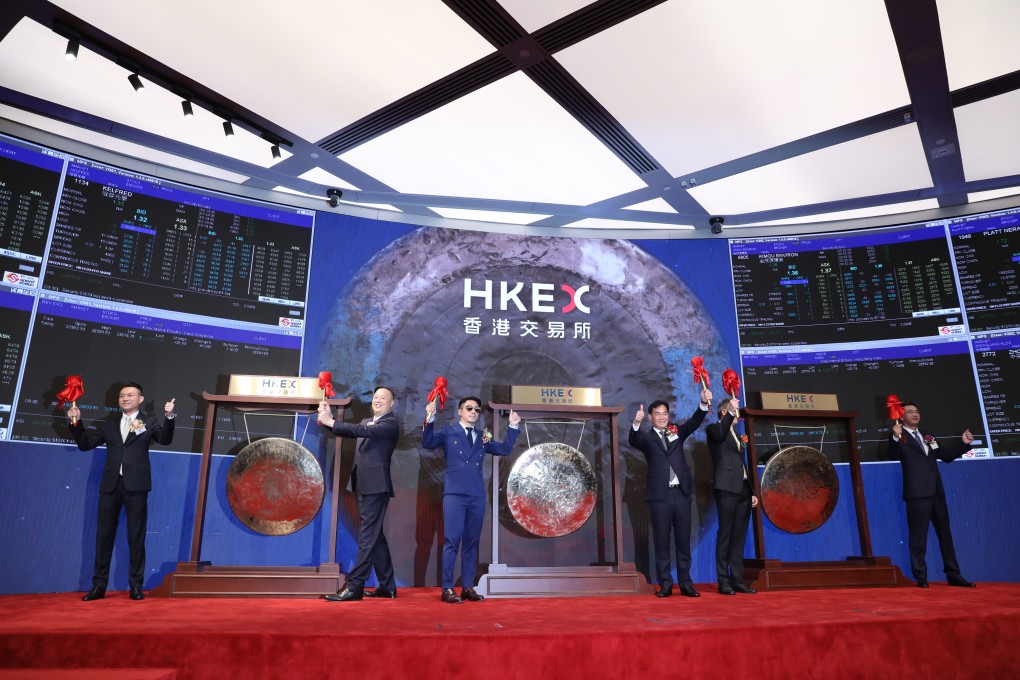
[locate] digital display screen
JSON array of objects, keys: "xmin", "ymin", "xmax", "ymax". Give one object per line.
[
  {"xmin": 0, "ymin": 133, "xmax": 313, "ymax": 452},
  {"xmin": 732, "ymin": 227, "xmax": 962, "ymax": 347}
]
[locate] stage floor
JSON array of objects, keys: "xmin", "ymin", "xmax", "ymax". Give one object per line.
[{"xmin": 2, "ymin": 584, "xmax": 1019, "ymax": 679}]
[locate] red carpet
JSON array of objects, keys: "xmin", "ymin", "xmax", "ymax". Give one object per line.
[{"xmin": 1, "ymin": 585, "xmax": 1018, "ymax": 679}]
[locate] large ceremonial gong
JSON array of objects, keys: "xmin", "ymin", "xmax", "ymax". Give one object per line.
[
  {"xmin": 506, "ymin": 442, "xmax": 597, "ymax": 537},
  {"xmin": 760, "ymin": 445, "xmax": 839, "ymax": 534},
  {"xmin": 226, "ymin": 437, "xmax": 325, "ymax": 536}
]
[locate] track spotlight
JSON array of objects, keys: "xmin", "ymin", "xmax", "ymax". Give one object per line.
[
  {"xmin": 222, "ymin": 120, "xmax": 234, "ymax": 137},
  {"xmin": 709, "ymin": 216, "xmax": 724, "ymax": 235},
  {"xmin": 128, "ymin": 73, "xmax": 144, "ymax": 92},
  {"xmin": 271, "ymin": 144, "xmax": 282, "ymax": 160},
  {"xmin": 326, "ymin": 189, "xmax": 343, "ymax": 207},
  {"xmin": 181, "ymin": 100, "xmax": 194, "ymax": 118},
  {"xmin": 65, "ymin": 38, "xmax": 79, "ymax": 61}
]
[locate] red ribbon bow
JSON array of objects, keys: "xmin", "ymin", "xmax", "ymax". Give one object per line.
[
  {"xmin": 317, "ymin": 371, "xmax": 336, "ymax": 398},
  {"xmin": 56, "ymin": 375, "xmax": 84, "ymax": 409},
  {"xmin": 427, "ymin": 376, "xmax": 449, "ymax": 410},
  {"xmin": 722, "ymin": 369, "xmax": 741, "ymax": 398},
  {"xmin": 690, "ymin": 356, "xmax": 710, "ymax": 389},
  {"xmin": 886, "ymin": 394, "xmax": 904, "ymax": 421}
]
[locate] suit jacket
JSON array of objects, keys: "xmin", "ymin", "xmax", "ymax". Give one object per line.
[
  {"xmin": 329, "ymin": 412, "xmax": 399, "ymax": 496},
  {"xmin": 888, "ymin": 428, "xmax": 971, "ymax": 500},
  {"xmin": 70, "ymin": 413, "xmax": 175, "ymax": 492},
  {"xmin": 707, "ymin": 412, "xmax": 749, "ymax": 493},
  {"xmin": 422, "ymin": 421, "xmax": 520, "ymax": 497},
  {"xmin": 628, "ymin": 406, "xmax": 707, "ymax": 500}
]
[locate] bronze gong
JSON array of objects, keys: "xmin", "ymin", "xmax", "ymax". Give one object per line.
[
  {"xmin": 226, "ymin": 437, "xmax": 325, "ymax": 536},
  {"xmin": 506, "ymin": 442, "xmax": 598, "ymax": 538},
  {"xmin": 760, "ymin": 445, "xmax": 839, "ymax": 534}
]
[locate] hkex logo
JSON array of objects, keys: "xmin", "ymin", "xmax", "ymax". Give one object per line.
[{"xmin": 463, "ymin": 279, "xmax": 590, "ymax": 314}]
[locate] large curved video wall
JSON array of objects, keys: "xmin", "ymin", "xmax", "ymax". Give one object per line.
[{"xmin": 0, "ymin": 134, "xmax": 313, "ymax": 453}]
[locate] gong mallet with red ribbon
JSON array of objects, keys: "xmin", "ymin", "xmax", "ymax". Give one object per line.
[
  {"xmin": 886, "ymin": 394, "xmax": 905, "ymax": 425},
  {"xmin": 690, "ymin": 356, "xmax": 711, "ymax": 390},
  {"xmin": 722, "ymin": 368, "xmax": 741, "ymax": 401},
  {"xmin": 318, "ymin": 371, "xmax": 336, "ymax": 402},
  {"xmin": 57, "ymin": 374, "xmax": 84, "ymax": 425}
]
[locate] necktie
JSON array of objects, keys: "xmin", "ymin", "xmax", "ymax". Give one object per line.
[
  {"xmin": 121, "ymin": 415, "xmax": 131, "ymax": 441},
  {"xmin": 660, "ymin": 430, "xmax": 679, "ymax": 486},
  {"xmin": 912, "ymin": 430, "xmax": 926, "ymax": 454},
  {"xmin": 467, "ymin": 427, "xmax": 474, "ymax": 446}
]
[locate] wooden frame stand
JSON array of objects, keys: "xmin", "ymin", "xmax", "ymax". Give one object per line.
[
  {"xmin": 741, "ymin": 407, "xmax": 909, "ymax": 590},
  {"xmin": 474, "ymin": 402, "xmax": 652, "ymax": 598},
  {"xmin": 152, "ymin": 392, "xmax": 351, "ymax": 597}
]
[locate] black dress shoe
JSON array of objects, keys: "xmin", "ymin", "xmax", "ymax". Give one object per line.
[
  {"xmin": 82, "ymin": 587, "xmax": 106, "ymax": 601},
  {"xmin": 324, "ymin": 587, "xmax": 363, "ymax": 602},
  {"xmin": 441, "ymin": 588, "xmax": 463, "ymax": 604},
  {"xmin": 655, "ymin": 584, "xmax": 673, "ymax": 597},
  {"xmin": 916, "ymin": 579, "xmax": 929, "ymax": 588},
  {"xmin": 461, "ymin": 587, "xmax": 484, "ymax": 602},
  {"xmin": 679, "ymin": 585, "xmax": 700, "ymax": 598},
  {"xmin": 129, "ymin": 587, "xmax": 145, "ymax": 600},
  {"xmin": 948, "ymin": 576, "xmax": 976, "ymax": 588},
  {"xmin": 365, "ymin": 588, "xmax": 397, "ymax": 599},
  {"xmin": 718, "ymin": 584, "xmax": 736, "ymax": 595},
  {"xmin": 732, "ymin": 584, "xmax": 757, "ymax": 594}
]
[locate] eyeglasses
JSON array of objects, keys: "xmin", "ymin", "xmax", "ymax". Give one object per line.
[{"xmin": 463, "ymin": 406, "xmax": 482, "ymax": 413}]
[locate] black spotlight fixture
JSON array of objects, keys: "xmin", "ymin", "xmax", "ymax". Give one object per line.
[
  {"xmin": 128, "ymin": 73, "xmax": 144, "ymax": 92},
  {"xmin": 181, "ymin": 99, "xmax": 194, "ymax": 118},
  {"xmin": 222, "ymin": 120, "xmax": 235, "ymax": 137},
  {"xmin": 271, "ymin": 144, "xmax": 282, "ymax": 160},
  {"xmin": 65, "ymin": 38, "xmax": 79, "ymax": 61},
  {"xmin": 710, "ymin": 216, "xmax": 724, "ymax": 234},
  {"xmin": 326, "ymin": 189, "xmax": 343, "ymax": 207}
]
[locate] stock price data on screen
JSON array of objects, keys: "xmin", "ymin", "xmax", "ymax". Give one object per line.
[
  {"xmin": 740, "ymin": 341, "xmax": 985, "ymax": 462},
  {"xmin": 972, "ymin": 332, "xmax": 1020, "ymax": 456},
  {"xmin": 1, "ymin": 133, "xmax": 315, "ymax": 449},
  {"xmin": 731, "ymin": 227, "xmax": 963, "ymax": 347},
  {"xmin": 45, "ymin": 158, "xmax": 313, "ymax": 327},
  {"xmin": 949, "ymin": 208, "xmax": 1020, "ymax": 333}
]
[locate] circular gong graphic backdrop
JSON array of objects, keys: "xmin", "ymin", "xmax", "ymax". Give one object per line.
[
  {"xmin": 320, "ymin": 227, "xmax": 729, "ymax": 567},
  {"xmin": 760, "ymin": 445, "xmax": 839, "ymax": 534},
  {"xmin": 226, "ymin": 437, "xmax": 325, "ymax": 536}
]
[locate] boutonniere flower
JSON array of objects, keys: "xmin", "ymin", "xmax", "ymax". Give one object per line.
[
  {"xmin": 924, "ymin": 435, "xmax": 938, "ymax": 449},
  {"xmin": 129, "ymin": 418, "xmax": 146, "ymax": 433},
  {"xmin": 740, "ymin": 434, "xmax": 749, "ymax": 444},
  {"xmin": 482, "ymin": 428, "xmax": 492, "ymax": 444},
  {"xmin": 665, "ymin": 425, "xmax": 678, "ymax": 437}
]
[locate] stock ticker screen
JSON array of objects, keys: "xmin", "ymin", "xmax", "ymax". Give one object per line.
[
  {"xmin": 0, "ymin": 134, "xmax": 313, "ymax": 451},
  {"xmin": 732, "ymin": 219, "xmax": 1020, "ymax": 459}
]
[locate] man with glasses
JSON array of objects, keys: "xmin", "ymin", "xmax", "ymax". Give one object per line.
[
  {"xmin": 889, "ymin": 401, "xmax": 975, "ymax": 588},
  {"xmin": 424, "ymin": 396, "xmax": 520, "ymax": 603}
]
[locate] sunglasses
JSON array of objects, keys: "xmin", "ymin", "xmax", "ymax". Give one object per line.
[{"xmin": 463, "ymin": 405, "xmax": 482, "ymax": 413}]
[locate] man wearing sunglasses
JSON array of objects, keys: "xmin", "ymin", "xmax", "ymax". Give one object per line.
[{"xmin": 423, "ymin": 396, "xmax": 520, "ymax": 603}]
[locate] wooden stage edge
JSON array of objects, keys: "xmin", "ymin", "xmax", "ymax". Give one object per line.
[
  {"xmin": 744, "ymin": 556, "xmax": 911, "ymax": 590},
  {"xmin": 150, "ymin": 563, "xmax": 344, "ymax": 598}
]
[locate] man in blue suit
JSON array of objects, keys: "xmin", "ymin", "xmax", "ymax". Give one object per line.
[
  {"xmin": 423, "ymin": 396, "xmax": 520, "ymax": 603},
  {"xmin": 67, "ymin": 382, "xmax": 176, "ymax": 601},
  {"xmin": 318, "ymin": 386, "xmax": 401, "ymax": 601},
  {"xmin": 629, "ymin": 387, "xmax": 712, "ymax": 598}
]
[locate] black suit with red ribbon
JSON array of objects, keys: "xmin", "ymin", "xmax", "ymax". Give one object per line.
[
  {"xmin": 629, "ymin": 405, "xmax": 707, "ymax": 590},
  {"xmin": 888, "ymin": 428, "xmax": 971, "ymax": 583},
  {"xmin": 71, "ymin": 413, "xmax": 174, "ymax": 590}
]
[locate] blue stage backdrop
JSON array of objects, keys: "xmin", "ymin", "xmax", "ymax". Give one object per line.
[{"xmin": 0, "ymin": 211, "xmax": 1017, "ymax": 593}]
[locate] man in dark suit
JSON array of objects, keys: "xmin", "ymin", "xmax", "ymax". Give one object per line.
[
  {"xmin": 706, "ymin": 397, "xmax": 758, "ymax": 595},
  {"xmin": 318, "ymin": 386, "xmax": 400, "ymax": 601},
  {"xmin": 889, "ymin": 401, "xmax": 975, "ymax": 588},
  {"xmin": 423, "ymin": 396, "xmax": 520, "ymax": 603},
  {"xmin": 629, "ymin": 387, "xmax": 712, "ymax": 598},
  {"xmin": 67, "ymin": 382, "xmax": 175, "ymax": 601}
]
